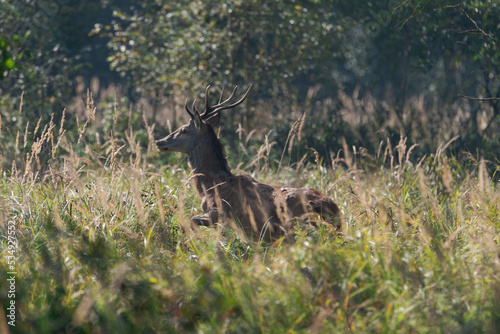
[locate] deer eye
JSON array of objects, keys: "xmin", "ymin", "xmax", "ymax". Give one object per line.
[{"xmin": 181, "ymin": 127, "xmax": 188, "ymax": 134}]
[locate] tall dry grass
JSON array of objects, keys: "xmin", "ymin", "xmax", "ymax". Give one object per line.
[{"xmin": 0, "ymin": 87, "xmax": 499, "ymax": 333}]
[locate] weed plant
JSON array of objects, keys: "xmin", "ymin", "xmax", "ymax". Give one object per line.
[{"xmin": 0, "ymin": 93, "xmax": 499, "ymax": 333}]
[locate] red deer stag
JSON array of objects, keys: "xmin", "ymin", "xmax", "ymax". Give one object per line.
[{"xmin": 156, "ymin": 85, "xmax": 341, "ymax": 240}]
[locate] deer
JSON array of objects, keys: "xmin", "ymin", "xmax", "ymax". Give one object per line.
[{"xmin": 156, "ymin": 85, "xmax": 341, "ymax": 240}]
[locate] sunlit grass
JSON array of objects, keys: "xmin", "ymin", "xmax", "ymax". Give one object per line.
[{"xmin": 0, "ymin": 96, "xmax": 499, "ymax": 333}]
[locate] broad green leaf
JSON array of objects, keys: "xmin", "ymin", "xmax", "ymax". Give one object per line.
[{"xmin": 5, "ymin": 58, "xmax": 15, "ymax": 69}]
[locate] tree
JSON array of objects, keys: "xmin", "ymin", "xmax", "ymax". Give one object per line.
[
  {"xmin": 103, "ymin": 0, "xmax": 342, "ymax": 107},
  {"xmin": 388, "ymin": 1, "xmax": 500, "ymax": 156}
]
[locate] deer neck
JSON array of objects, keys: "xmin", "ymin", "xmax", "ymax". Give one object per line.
[{"xmin": 187, "ymin": 130, "xmax": 233, "ymax": 196}]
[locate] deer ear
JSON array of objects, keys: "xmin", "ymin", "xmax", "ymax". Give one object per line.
[
  {"xmin": 193, "ymin": 110, "xmax": 204, "ymax": 129},
  {"xmin": 204, "ymin": 112, "xmax": 221, "ymax": 127}
]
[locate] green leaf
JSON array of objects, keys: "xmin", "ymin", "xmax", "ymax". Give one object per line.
[{"xmin": 5, "ymin": 58, "xmax": 15, "ymax": 69}]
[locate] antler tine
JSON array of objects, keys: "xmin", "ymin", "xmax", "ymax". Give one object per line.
[
  {"xmin": 210, "ymin": 84, "xmax": 252, "ymax": 115},
  {"xmin": 204, "ymin": 84, "xmax": 211, "ymax": 114},
  {"xmin": 184, "ymin": 99, "xmax": 194, "ymax": 118},
  {"xmin": 191, "ymin": 99, "xmax": 198, "ymax": 114},
  {"xmin": 218, "ymin": 86, "xmax": 225, "ymax": 104},
  {"xmin": 200, "ymin": 85, "xmax": 239, "ymax": 118}
]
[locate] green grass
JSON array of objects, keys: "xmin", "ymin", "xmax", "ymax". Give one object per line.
[{"xmin": 0, "ymin": 109, "xmax": 500, "ymax": 333}]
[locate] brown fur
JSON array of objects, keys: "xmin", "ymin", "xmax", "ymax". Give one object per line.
[{"xmin": 156, "ymin": 87, "xmax": 342, "ymax": 240}]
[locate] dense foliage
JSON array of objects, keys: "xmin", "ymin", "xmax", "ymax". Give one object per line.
[
  {"xmin": 0, "ymin": 101, "xmax": 499, "ymax": 333},
  {"xmin": 1, "ymin": 0, "xmax": 499, "ymax": 163},
  {"xmin": 0, "ymin": 1, "xmax": 500, "ymax": 332}
]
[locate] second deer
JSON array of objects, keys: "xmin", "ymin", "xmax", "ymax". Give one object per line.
[{"xmin": 156, "ymin": 85, "xmax": 341, "ymax": 240}]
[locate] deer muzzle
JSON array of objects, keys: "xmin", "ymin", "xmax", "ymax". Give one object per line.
[{"xmin": 156, "ymin": 140, "xmax": 169, "ymax": 152}]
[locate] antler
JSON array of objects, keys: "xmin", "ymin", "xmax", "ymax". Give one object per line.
[
  {"xmin": 200, "ymin": 85, "xmax": 237, "ymax": 118},
  {"xmin": 200, "ymin": 85, "xmax": 252, "ymax": 120},
  {"xmin": 184, "ymin": 99, "xmax": 196, "ymax": 118},
  {"xmin": 184, "ymin": 99, "xmax": 201, "ymax": 120}
]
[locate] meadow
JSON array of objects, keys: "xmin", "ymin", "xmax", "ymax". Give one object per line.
[{"xmin": 0, "ymin": 95, "xmax": 499, "ymax": 334}]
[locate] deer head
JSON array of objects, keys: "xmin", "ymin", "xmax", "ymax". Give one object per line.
[{"xmin": 156, "ymin": 85, "xmax": 252, "ymax": 154}]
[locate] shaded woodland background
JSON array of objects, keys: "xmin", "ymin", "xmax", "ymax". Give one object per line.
[
  {"xmin": 1, "ymin": 0, "xmax": 499, "ymax": 168},
  {"xmin": 1, "ymin": 2, "xmax": 500, "ymax": 333}
]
